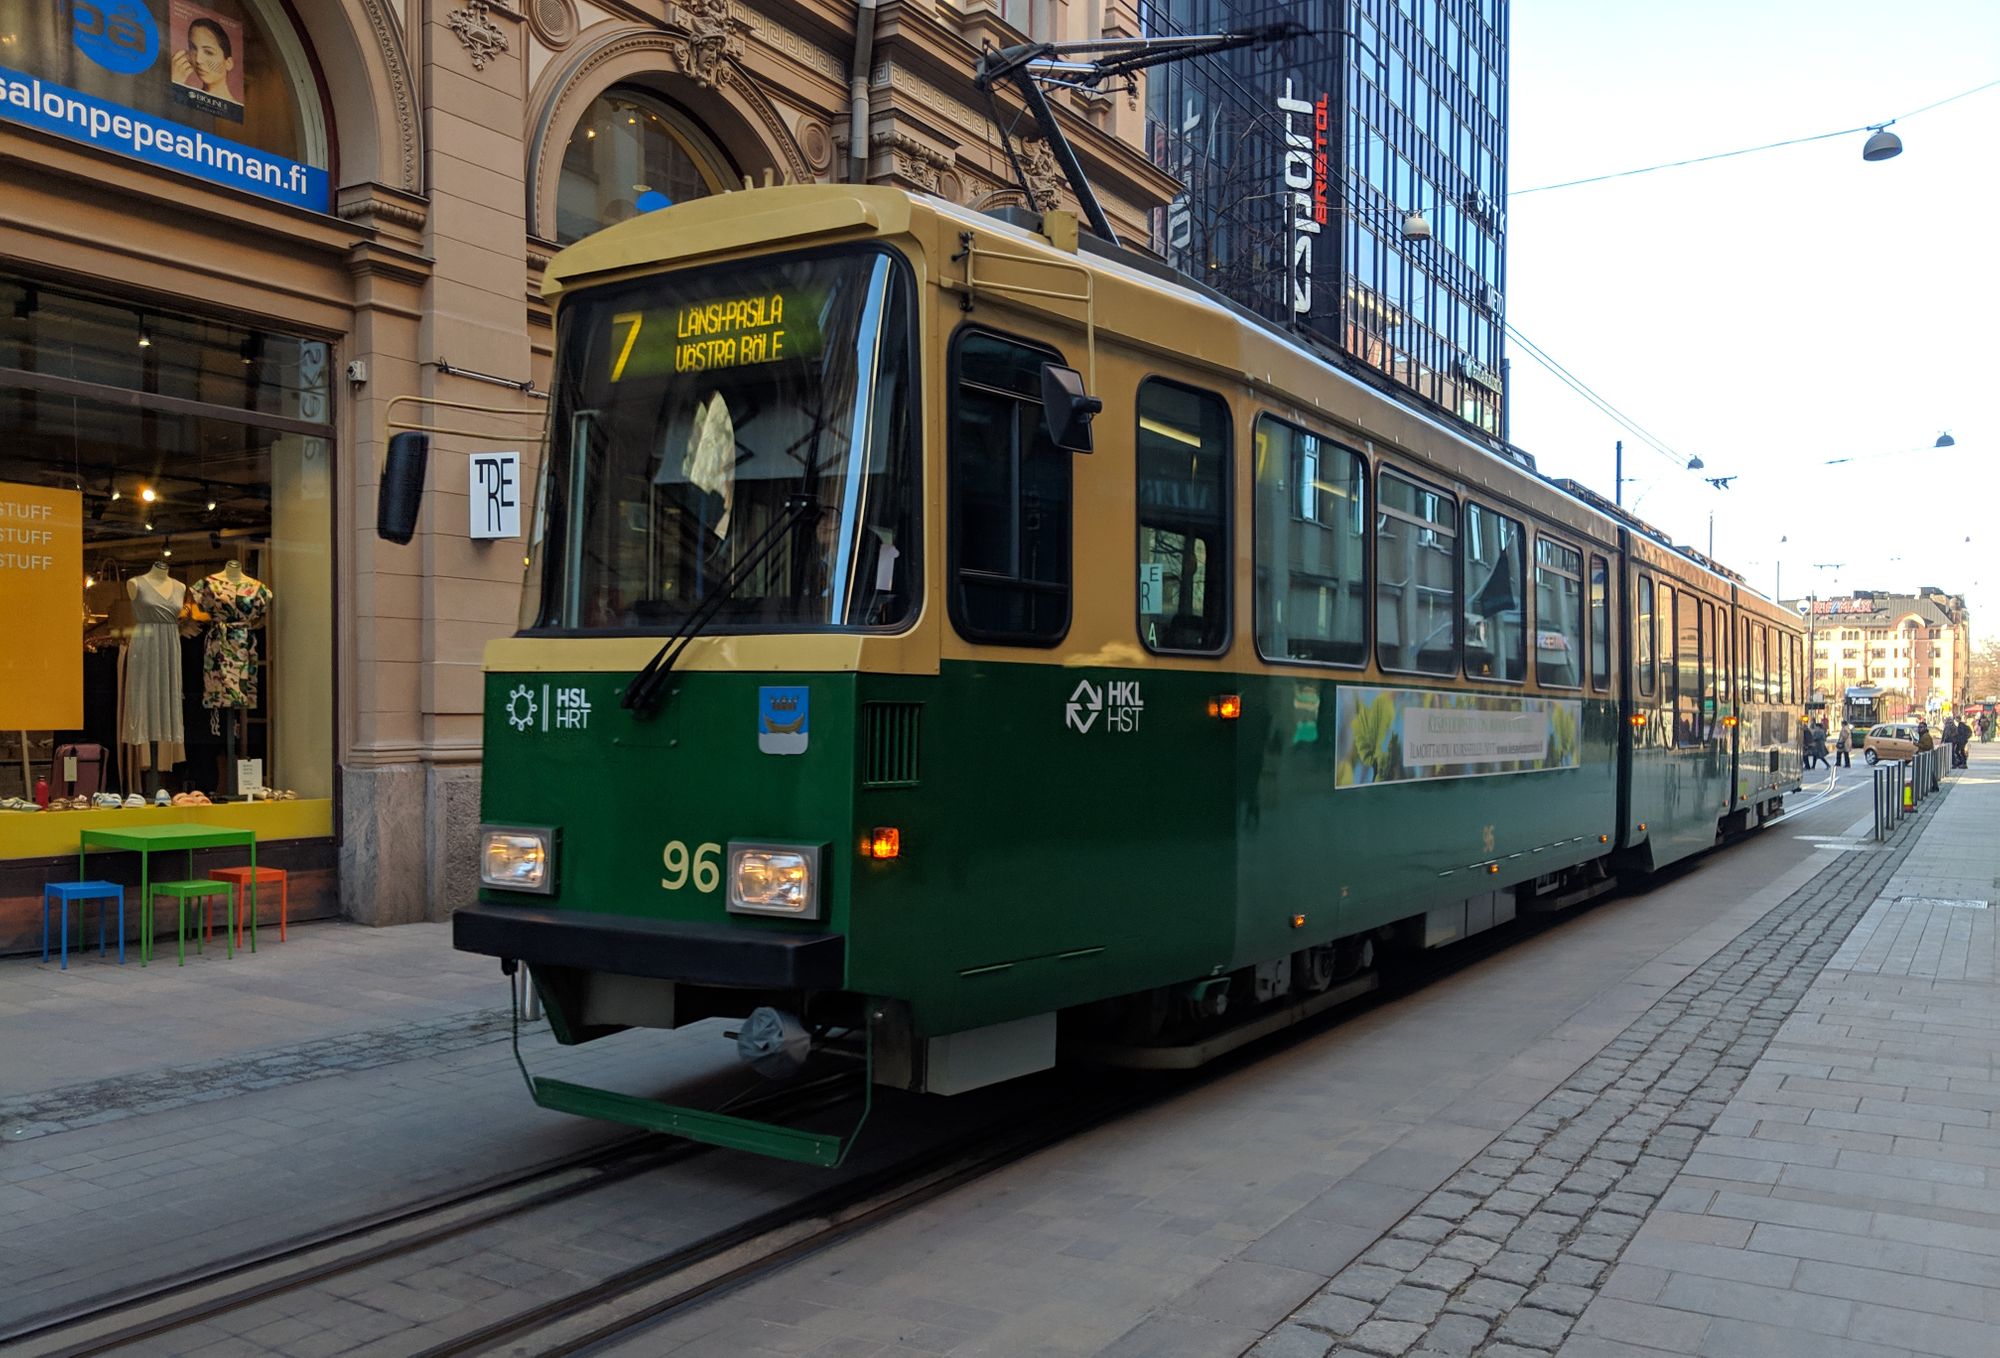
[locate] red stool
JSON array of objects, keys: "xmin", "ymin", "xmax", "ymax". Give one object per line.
[{"xmin": 209, "ymin": 866, "xmax": 289, "ymax": 946}]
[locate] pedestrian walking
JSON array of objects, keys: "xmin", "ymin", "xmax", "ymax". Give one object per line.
[
  {"xmin": 1952, "ymin": 717, "xmax": 1972, "ymax": 768},
  {"xmin": 1835, "ymin": 721, "xmax": 1852, "ymax": 768},
  {"xmin": 1805, "ymin": 721, "xmax": 1829, "ymax": 770},
  {"xmin": 1917, "ymin": 719, "xmax": 1935, "ymax": 753}
]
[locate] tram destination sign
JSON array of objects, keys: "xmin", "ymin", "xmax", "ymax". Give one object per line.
[{"xmin": 605, "ymin": 290, "xmax": 825, "ymax": 382}]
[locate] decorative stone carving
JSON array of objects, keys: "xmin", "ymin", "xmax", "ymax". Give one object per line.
[
  {"xmin": 338, "ymin": 196, "xmax": 429, "ymax": 230},
  {"xmin": 525, "ymin": 0, "xmax": 578, "ymax": 49},
  {"xmin": 1020, "ymin": 136, "xmax": 1064, "ymax": 212},
  {"xmin": 751, "ymin": 20, "xmax": 849, "ymax": 84},
  {"xmin": 797, "ymin": 118, "xmax": 833, "ymax": 173},
  {"xmin": 936, "ymin": 169, "xmax": 963, "ymax": 203},
  {"xmin": 446, "ymin": 0, "xmax": 510, "ymax": 70},
  {"xmin": 872, "ymin": 130, "xmax": 950, "ymax": 194},
  {"xmin": 664, "ymin": 0, "xmax": 747, "ymax": 89},
  {"xmin": 354, "ymin": 0, "xmax": 422, "ymax": 193}
]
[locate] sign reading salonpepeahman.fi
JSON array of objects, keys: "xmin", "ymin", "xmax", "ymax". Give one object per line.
[{"xmin": 0, "ymin": 66, "xmax": 327, "ymax": 211}]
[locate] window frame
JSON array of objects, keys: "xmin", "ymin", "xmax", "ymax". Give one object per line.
[
  {"xmin": 1660, "ymin": 579, "xmax": 1678, "ymax": 725},
  {"xmin": 1252, "ymin": 413, "xmax": 1370, "ymax": 669},
  {"xmin": 1588, "ymin": 553, "xmax": 1612, "ymax": 692},
  {"xmin": 945, "ymin": 324, "xmax": 1075, "ymax": 648},
  {"xmin": 1532, "ymin": 532, "xmax": 1585, "ymax": 690},
  {"xmin": 1374, "ymin": 465, "xmax": 1461, "ymax": 678},
  {"xmin": 1461, "ymin": 500, "xmax": 1527, "ymax": 685},
  {"xmin": 1135, "ymin": 376, "xmax": 1233, "ymax": 657},
  {"xmin": 1637, "ymin": 571, "xmax": 1655, "ymax": 697}
]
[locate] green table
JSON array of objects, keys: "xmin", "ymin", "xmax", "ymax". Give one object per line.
[{"xmin": 79, "ymin": 825, "xmax": 258, "ymax": 966}]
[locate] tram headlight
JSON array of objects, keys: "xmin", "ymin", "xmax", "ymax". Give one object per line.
[
  {"xmin": 727, "ymin": 842, "xmax": 822, "ymax": 920},
  {"xmin": 480, "ymin": 825, "xmax": 555, "ymax": 894}
]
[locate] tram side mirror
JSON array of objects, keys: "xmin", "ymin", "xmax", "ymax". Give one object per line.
[
  {"xmin": 377, "ymin": 432, "xmax": 429, "ymax": 545},
  {"xmin": 1040, "ymin": 363, "xmax": 1101, "ymax": 453}
]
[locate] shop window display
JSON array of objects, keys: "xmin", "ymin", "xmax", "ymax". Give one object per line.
[
  {"xmin": 0, "ymin": 0, "xmax": 325, "ymax": 157},
  {"xmin": 0, "ymin": 277, "xmax": 331, "ymax": 812}
]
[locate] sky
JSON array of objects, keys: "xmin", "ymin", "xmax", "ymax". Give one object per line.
[{"xmin": 1505, "ymin": 0, "xmax": 2000, "ymax": 632}]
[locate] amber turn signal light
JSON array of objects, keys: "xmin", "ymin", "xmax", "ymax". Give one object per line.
[
  {"xmin": 1207, "ymin": 694, "xmax": 1243, "ymax": 720},
  {"xmin": 1290, "ymin": 913, "xmax": 1306, "ymax": 929},
  {"xmin": 859, "ymin": 827, "xmax": 901, "ymax": 860}
]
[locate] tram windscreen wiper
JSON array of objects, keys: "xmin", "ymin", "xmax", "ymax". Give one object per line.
[{"xmin": 621, "ymin": 494, "xmax": 818, "ymax": 714}]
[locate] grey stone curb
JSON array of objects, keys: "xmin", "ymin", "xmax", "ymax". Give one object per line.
[
  {"xmin": 1, "ymin": 1006, "xmax": 516, "ymax": 1143},
  {"xmin": 1254, "ymin": 794, "xmax": 1946, "ymax": 1358}
]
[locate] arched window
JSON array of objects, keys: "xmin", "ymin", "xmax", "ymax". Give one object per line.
[
  {"xmin": 555, "ymin": 88, "xmax": 731, "ymax": 244},
  {"xmin": 0, "ymin": 0, "xmax": 329, "ymax": 178}
]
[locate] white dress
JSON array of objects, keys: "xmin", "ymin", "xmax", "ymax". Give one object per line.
[{"xmin": 122, "ymin": 578, "xmax": 186, "ymax": 746}]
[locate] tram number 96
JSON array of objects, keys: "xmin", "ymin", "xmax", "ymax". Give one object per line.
[{"xmin": 662, "ymin": 840, "xmax": 722, "ymax": 893}]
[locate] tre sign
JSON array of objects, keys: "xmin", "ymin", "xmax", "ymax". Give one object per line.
[{"xmin": 469, "ymin": 451, "xmax": 521, "ymax": 539}]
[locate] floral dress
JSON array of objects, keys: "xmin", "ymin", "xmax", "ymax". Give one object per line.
[{"xmin": 192, "ymin": 574, "xmax": 272, "ymax": 728}]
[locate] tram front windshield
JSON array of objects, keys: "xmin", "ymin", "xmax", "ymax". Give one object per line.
[{"xmin": 527, "ymin": 248, "xmax": 917, "ymax": 633}]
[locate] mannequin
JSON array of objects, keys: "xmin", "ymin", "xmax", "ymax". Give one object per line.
[
  {"xmin": 122, "ymin": 562, "xmax": 188, "ymax": 795},
  {"xmin": 191, "ymin": 560, "xmax": 272, "ymax": 797}
]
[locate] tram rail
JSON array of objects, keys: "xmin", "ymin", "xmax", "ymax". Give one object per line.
[{"xmin": 2, "ymin": 1076, "xmax": 854, "ymax": 1358}]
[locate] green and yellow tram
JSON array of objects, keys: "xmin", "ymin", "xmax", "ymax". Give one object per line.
[{"xmin": 383, "ymin": 184, "xmax": 1804, "ymax": 1164}]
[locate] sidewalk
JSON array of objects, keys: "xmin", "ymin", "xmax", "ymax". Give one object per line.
[
  {"xmin": 0, "ymin": 921, "xmax": 743, "ymax": 1330},
  {"xmin": 1248, "ymin": 745, "xmax": 2000, "ymax": 1358}
]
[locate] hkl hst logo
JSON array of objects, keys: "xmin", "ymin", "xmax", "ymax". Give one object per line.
[{"xmin": 1066, "ymin": 679, "xmax": 1142, "ymax": 735}]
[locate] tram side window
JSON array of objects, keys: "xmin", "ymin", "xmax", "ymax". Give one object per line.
[
  {"xmin": 1376, "ymin": 471, "xmax": 1458, "ymax": 675},
  {"xmin": 1660, "ymin": 582, "xmax": 1678, "ymax": 729},
  {"xmin": 1589, "ymin": 555, "xmax": 1611, "ymax": 691},
  {"xmin": 948, "ymin": 330, "xmax": 1072, "ymax": 645},
  {"xmin": 1756, "ymin": 623, "xmax": 1770, "ymax": 703},
  {"xmin": 1678, "ymin": 591, "xmax": 1701, "ymax": 745},
  {"xmin": 1716, "ymin": 605, "xmax": 1730, "ymax": 706},
  {"xmin": 1137, "ymin": 379, "xmax": 1230, "ymax": 654},
  {"xmin": 1705, "ymin": 601, "xmax": 1721, "ymax": 734},
  {"xmin": 1742, "ymin": 618, "xmax": 1753, "ymax": 704},
  {"xmin": 1463, "ymin": 504, "xmax": 1525, "ymax": 681},
  {"xmin": 1254, "ymin": 416, "xmax": 1367, "ymax": 665},
  {"xmin": 1637, "ymin": 573, "xmax": 1654, "ymax": 696},
  {"xmin": 1535, "ymin": 537, "xmax": 1584, "ymax": 687}
]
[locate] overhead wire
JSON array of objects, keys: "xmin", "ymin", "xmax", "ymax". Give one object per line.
[
  {"xmin": 1503, "ymin": 321, "xmax": 1691, "ymax": 473},
  {"xmin": 1512, "ymin": 74, "xmax": 2000, "ymax": 196}
]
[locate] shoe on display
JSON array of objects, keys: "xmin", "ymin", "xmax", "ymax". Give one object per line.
[
  {"xmin": 154, "ymin": 789, "xmax": 171, "ymax": 806},
  {"xmin": 94, "ymin": 793, "xmax": 123, "ymax": 809},
  {"xmin": 123, "ymin": 793, "xmax": 145, "ymax": 808}
]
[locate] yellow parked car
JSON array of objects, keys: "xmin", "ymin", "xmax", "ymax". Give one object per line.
[{"xmin": 1863, "ymin": 722, "xmax": 1921, "ymax": 764}]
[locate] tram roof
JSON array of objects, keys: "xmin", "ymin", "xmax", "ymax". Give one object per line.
[{"xmin": 545, "ymin": 184, "xmax": 1764, "ymax": 602}]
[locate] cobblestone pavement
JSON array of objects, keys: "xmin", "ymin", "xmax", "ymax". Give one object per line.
[
  {"xmin": 1252, "ymin": 791, "xmax": 1944, "ymax": 1357},
  {"xmin": 0, "ymin": 1005, "xmax": 513, "ymax": 1141}
]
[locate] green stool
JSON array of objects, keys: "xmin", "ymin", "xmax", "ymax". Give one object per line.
[{"xmin": 150, "ymin": 881, "xmax": 236, "ymax": 966}]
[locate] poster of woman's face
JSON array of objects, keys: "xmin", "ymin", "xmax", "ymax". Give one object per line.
[{"xmin": 167, "ymin": 1, "xmax": 243, "ymax": 122}]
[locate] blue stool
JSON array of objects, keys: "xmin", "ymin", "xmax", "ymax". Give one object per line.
[{"xmin": 42, "ymin": 881, "xmax": 126, "ymax": 969}]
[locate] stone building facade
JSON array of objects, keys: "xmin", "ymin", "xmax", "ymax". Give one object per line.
[
  {"xmin": 1790, "ymin": 590, "xmax": 1973, "ymax": 719},
  {"xmin": 0, "ymin": 0, "xmax": 1178, "ymax": 942}
]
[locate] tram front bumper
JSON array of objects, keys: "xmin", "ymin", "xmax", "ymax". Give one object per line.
[{"xmin": 453, "ymin": 902, "xmax": 845, "ymax": 990}]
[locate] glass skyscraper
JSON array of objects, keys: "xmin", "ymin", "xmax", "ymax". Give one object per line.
[{"xmin": 1144, "ymin": 0, "xmax": 1508, "ymax": 436}]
